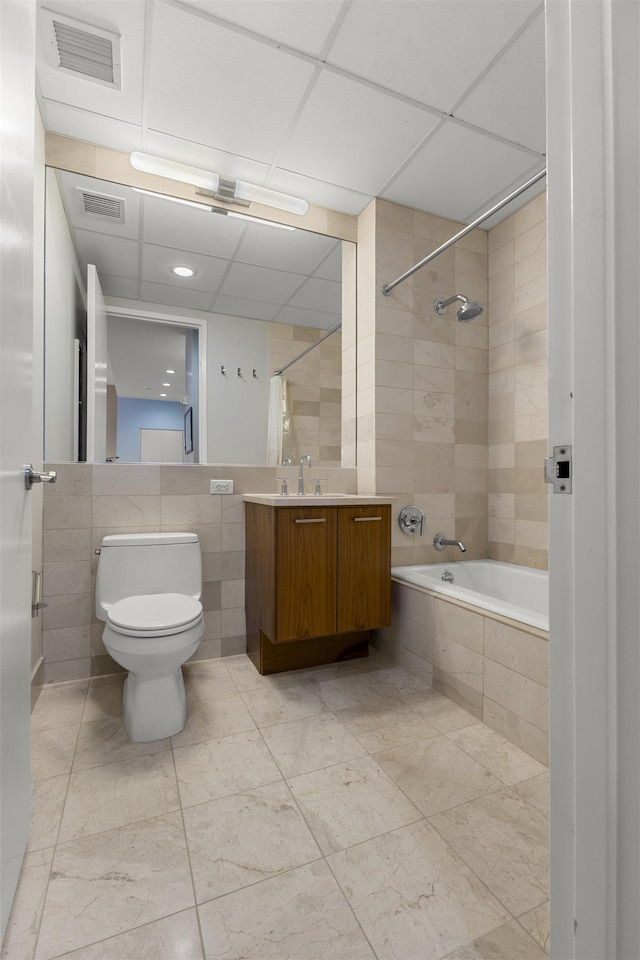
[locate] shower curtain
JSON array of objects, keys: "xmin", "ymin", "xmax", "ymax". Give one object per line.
[{"xmin": 266, "ymin": 374, "xmax": 287, "ymax": 466}]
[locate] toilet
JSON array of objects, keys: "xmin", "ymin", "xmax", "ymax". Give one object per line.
[{"xmin": 95, "ymin": 532, "xmax": 204, "ymax": 742}]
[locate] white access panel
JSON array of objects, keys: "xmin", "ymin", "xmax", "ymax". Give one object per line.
[{"xmin": 139, "ymin": 428, "xmax": 184, "ymax": 463}]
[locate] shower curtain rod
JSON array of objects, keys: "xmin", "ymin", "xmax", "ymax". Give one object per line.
[
  {"xmin": 381, "ymin": 168, "xmax": 547, "ymax": 297},
  {"xmin": 273, "ymin": 321, "xmax": 342, "ymax": 376}
]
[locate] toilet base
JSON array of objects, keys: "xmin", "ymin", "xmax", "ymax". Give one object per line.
[{"xmin": 123, "ymin": 668, "xmax": 187, "ymax": 742}]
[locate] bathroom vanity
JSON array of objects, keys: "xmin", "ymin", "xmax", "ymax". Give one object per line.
[{"xmin": 243, "ymin": 495, "xmax": 393, "ymax": 674}]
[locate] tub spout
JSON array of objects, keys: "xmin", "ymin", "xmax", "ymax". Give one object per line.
[{"xmin": 433, "ymin": 533, "xmax": 467, "ymax": 552}]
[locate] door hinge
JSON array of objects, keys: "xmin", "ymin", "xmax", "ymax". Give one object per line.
[{"xmin": 545, "ymin": 444, "xmax": 572, "ymax": 494}]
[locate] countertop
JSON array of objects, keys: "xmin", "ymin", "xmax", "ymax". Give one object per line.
[{"xmin": 243, "ymin": 494, "xmax": 396, "ymax": 507}]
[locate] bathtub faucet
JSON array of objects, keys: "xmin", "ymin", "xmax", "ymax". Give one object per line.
[{"xmin": 433, "ymin": 533, "xmax": 467, "ymax": 553}]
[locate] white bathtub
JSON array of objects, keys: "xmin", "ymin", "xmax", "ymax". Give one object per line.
[{"xmin": 391, "ymin": 559, "xmax": 548, "ymax": 632}]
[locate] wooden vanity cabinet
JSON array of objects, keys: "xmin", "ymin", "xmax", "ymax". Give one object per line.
[{"xmin": 245, "ymin": 501, "xmax": 391, "ymax": 674}]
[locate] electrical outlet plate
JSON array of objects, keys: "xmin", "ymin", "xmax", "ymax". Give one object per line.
[{"xmin": 210, "ymin": 479, "xmax": 233, "ymax": 494}]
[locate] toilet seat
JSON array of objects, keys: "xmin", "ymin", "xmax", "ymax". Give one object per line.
[{"xmin": 106, "ymin": 593, "xmax": 203, "ymax": 637}]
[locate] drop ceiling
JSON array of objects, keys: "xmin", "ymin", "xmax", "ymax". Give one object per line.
[{"xmin": 37, "ymin": 0, "xmax": 546, "ymax": 321}]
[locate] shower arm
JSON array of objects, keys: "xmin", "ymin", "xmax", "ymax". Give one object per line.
[{"xmin": 381, "ymin": 168, "xmax": 547, "ymax": 296}]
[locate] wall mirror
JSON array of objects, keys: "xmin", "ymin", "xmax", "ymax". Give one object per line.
[{"xmin": 44, "ymin": 167, "xmax": 355, "ymax": 467}]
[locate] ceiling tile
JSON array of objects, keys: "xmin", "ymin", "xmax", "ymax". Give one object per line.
[
  {"xmin": 100, "ymin": 274, "xmax": 139, "ymax": 300},
  {"xmin": 140, "ymin": 243, "xmax": 227, "ymax": 292},
  {"xmin": 313, "ymin": 243, "xmax": 343, "ymax": 281},
  {"xmin": 288, "ymin": 278, "xmax": 341, "ymax": 313},
  {"xmin": 42, "ymin": 100, "xmax": 143, "ymax": 153},
  {"xmin": 278, "ymin": 71, "xmax": 440, "ymax": 195},
  {"xmin": 179, "ymin": 0, "xmax": 344, "ymax": 57},
  {"xmin": 36, "ymin": 0, "xmax": 145, "ymax": 123},
  {"xmin": 144, "ymin": 130, "xmax": 272, "ymax": 185},
  {"xmin": 74, "ymin": 229, "xmax": 139, "ymax": 279},
  {"xmin": 382, "ymin": 121, "xmax": 543, "ymax": 222},
  {"xmin": 141, "ymin": 194, "xmax": 246, "ymax": 259},
  {"xmin": 220, "ymin": 262, "xmax": 305, "ymax": 304},
  {"xmin": 139, "ymin": 280, "xmax": 214, "ymax": 312},
  {"xmin": 326, "ymin": 0, "xmax": 541, "ymax": 112},
  {"xmin": 147, "ymin": 4, "xmax": 316, "ymax": 164},
  {"xmin": 211, "ymin": 294, "xmax": 281, "ymax": 323},
  {"xmin": 235, "ymin": 226, "xmax": 337, "ymax": 274},
  {"xmin": 455, "ymin": 14, "xmax": 546, "ymax": 154},
  {"xmin": 267, "ymin": 165, "xmax": 372, "ymax": 216}
]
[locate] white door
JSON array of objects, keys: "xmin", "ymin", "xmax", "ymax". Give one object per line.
[
  {"xmin": 0, "ymin": 0, "xmax": 35, "ymax": 939},
  {"xmin": 86, "ymin": 265, "xmax": 108, "ymax": 462},
  {"xmin": 140, "ymin": 429, "xmax": 184, "ymax": 463}
]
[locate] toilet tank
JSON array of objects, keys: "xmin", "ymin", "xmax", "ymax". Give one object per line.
[{"xmin": 96, "ymin": 532, "xmax": 202, "ymax": 620}]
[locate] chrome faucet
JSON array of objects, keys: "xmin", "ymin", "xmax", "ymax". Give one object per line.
[
  {"xmin": 433, "ymin": 533, "xmax": 467, "ymax": 553},
  {"xmin": 298, "ymin": 455, "xmax": 312, "ymax": 495}
]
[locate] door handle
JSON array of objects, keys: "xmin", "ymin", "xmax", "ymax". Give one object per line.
[
  {"xmin": 24, "ymin": 465, "xmax": 57, "ymax": 491},
  {"xmin": 294, "ymin": 518, "xmax": 326, "ymax": 523},
  {"xmin": 353, "ymin": 516, "xmax": 382, "ymax": 521}
]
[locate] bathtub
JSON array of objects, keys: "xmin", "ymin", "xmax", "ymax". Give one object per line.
[{"xmin": 391, "ymin": 559, "xmax": 548, "ymax": 632}]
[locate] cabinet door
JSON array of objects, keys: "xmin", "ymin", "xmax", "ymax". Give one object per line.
[
  {"xmin": 275, "ymin": 508, "xmax": 337, "ymax": 642},
  {"xmin": 337, "ymin": 505, "xmax": 391, "ymax": 633}
]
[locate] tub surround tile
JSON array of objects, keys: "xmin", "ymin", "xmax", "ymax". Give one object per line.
[
  {"xmin": 197, "ymin": 860, "xmax": 375, "ymax": 960},
  {"xmin": 34, "ymin": 813, "xmax": 194, "ymax": 960},
  {"xmin": 184, "ymin": 781, "xmax": 321, "ymax": 902},
  {"xmin": 483, "ymin": 697, "xmax": 549, "ymax": 766},
  {"xmin": 327, "ymin": 820, "xmax": 509, "ymax": 960},
  {"xmin": 431, "ymin": 788, "xmax": 549, "ymax": 917},
  {"xmin": 484, "ymin": 660, "xmax": 548, "ymax": 734},
  {"xmin": 433, "ymin": 665, "xmax": 483, "ymax": 719}
]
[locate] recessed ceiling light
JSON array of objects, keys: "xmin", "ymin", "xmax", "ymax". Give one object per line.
[
  {"xmin": 171, "ymin": 265, "xmax": 195, "ymax": 278},
  {"xmin": 162, "ymin": 382, "xmax": 171, "ymax": 387},
  {"xmin": 160, "ymin": 393, "xmax": 167, "ymax": 398},
  {"xmin": 166, "ymin": 369, "xmax": 175, "ymax": 374}
]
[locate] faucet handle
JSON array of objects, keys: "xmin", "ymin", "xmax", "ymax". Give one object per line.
[
  {"xmin": 313, "ymin": 478, "xmax": 328, "ymax": 496},
  {"xmin": 275, "ymin": 477, "xmax": 289, "ymax": 496}
]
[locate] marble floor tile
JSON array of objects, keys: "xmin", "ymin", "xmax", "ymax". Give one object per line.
[
  {"xmin": 288, "ymin": 754, "xmax": 422, "ymax": 854},
  {"xmin": 170, "ymin": 692, "xmax": 256, "ymax": 748},
  {"xmin": 35, "ymin": 813, "xmax": 194, "ymax": 959},
  {"xmin": 518, "ymin": 901, "xmax": 550, "ymax": 954},
  {"xmin": 240, "ymin": 682, "xmax": 326, "ymax": 727},
  {"xmin": 73, "ymin": 717, "xmax": 170, "ymax": 770},
  {"xmin": 402, "ymin": 689, "xmax": 479, "ymax": 734},
  {"xmin": 58, "ymin": 752, "xmax": 180, "ymax": 842},
  {"xmin": 260, "ymin": 711, "xmax": 366, "ymax": 778},
  {"xmin": 443, "ymin": 918, "xmax": 547, "ymax": 959},
  {"xmin": 315, "ymin": 671, "xmax": 410, "ymax": 712},
  {"xmin": 184, "ymin": 781, "xmax": 321, "ymax": 901},
  {"xmin": 31, "ymin": 680, "xmax": 88, "ymax": 733},
  {"xmin": 197, "ymin": 860, "xmax": 375, "ymax": 960},
  {"xmin": 375, "ymin": 735, "xmax": 503, "ymax": 817},
  {"xmin": 327, "ymin": 820, "xmax": 510, "ymax": 960},
  {"xmin": 336, "ymin": 699, "xmax": 441, "ymax": 753},
  {"xmin": 173, "ymin": 730, "xmax": 282, "ymax": 807},
  {"xmin": 183, "ymin": 659, "xmax": 237, "ymax": 702},
  {"xmin": 82, "ymin": 675, "xmax": 125, "ymax": 723},
  {"xmin": 27, "ymin": 774, "xmax": 68, "ymax": 852},
  {"xmin": 0, "ymin": 848, "xmax": 54, "ymax": 960},
  {"xmin": 512, "ymin": 772, "xmax": 549, "ymax": 819},
  {"xmin": 31, "ymin": 724, "xmax": 78, "ymax": 781},
  {"xmin": 446, "ymin": 723, "xmax": 548, "ymax": 785},
  {"xmin": 431, "ymin": 788, "xmax": 549, "ymax": 917},
  {"xmin": 51, "ymin": 909, "xmax": 204, "ymax": 959}
]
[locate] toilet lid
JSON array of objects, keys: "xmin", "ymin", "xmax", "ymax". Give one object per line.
[{"xmin": 107, "ymin": 593, "xmax": 202, "ymax": 633}]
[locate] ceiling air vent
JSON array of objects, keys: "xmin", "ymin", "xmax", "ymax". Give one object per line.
[
  {"xmin": 40, "ymin": 8, "xmax": 121, "ymax": 89},
  {"xmin": 77, "ymin": 188, "xmax": 125, "ymax": 223}
]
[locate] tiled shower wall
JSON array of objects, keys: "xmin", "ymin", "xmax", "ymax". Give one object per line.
[
  {"xmin": 487, "ymin": 193, "xmax": 548, "ymax": 569},
  {"xmin": 41, "ymin": 463, "xmax": 357, "ymax": 682},
  {"xmin": 357, "ymin": 198, "xmax": 489, "ymax": 565}
]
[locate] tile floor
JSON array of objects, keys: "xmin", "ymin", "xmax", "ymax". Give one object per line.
[{"xmin": 2, "ymin": 652, "xmax": 549, "ymax": 960}]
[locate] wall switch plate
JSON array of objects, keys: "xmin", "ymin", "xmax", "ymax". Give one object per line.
[{"xmin": 210, "ymin": 479, "xmax": 233, "ymax": 494}]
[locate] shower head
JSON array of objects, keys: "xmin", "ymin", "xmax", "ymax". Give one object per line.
[{"xmin": 433, "ymin": 294, "xmax": 484, "ymax": 322}]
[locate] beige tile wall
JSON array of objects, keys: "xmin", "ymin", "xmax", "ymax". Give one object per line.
[
  {"xmin": 357, "ymin": 199, "xmax": 489, "ymax": 565},
  {"xmin": 376, "ymin": 581, "xmax": 549, "ymax": 764},
  {"xmin": 42, "ymin": 463, "xmax": 357, "ymax": 682},
  {"xmin": 268, "ymin": 323, "xmax": 342, "ymax": 467},
  {"xmin": 487, "ymin": 193, "xmax": 548, "ymax": 569}
]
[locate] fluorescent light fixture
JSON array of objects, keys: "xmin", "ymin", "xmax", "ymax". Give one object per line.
[
  {"xmin": 172, "ymin": 266, "xmax": 195, "ymax": 278},
  {"xmin": 130, "ymin": 151, "xmax": 308, "ymax": 216},
  {"xmin": 133, "ymin": 188, "xmax": 213, "ymax": 211}
]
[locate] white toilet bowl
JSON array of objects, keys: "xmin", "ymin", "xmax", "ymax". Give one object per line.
[{"xmin": 96, "ymin": 533, "xmax": 204, "ymax": 742}]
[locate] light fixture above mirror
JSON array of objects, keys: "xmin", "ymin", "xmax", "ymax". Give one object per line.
[{"xmin": 130, "ymin": 151, "xmax": 309, "ymax": 217}]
